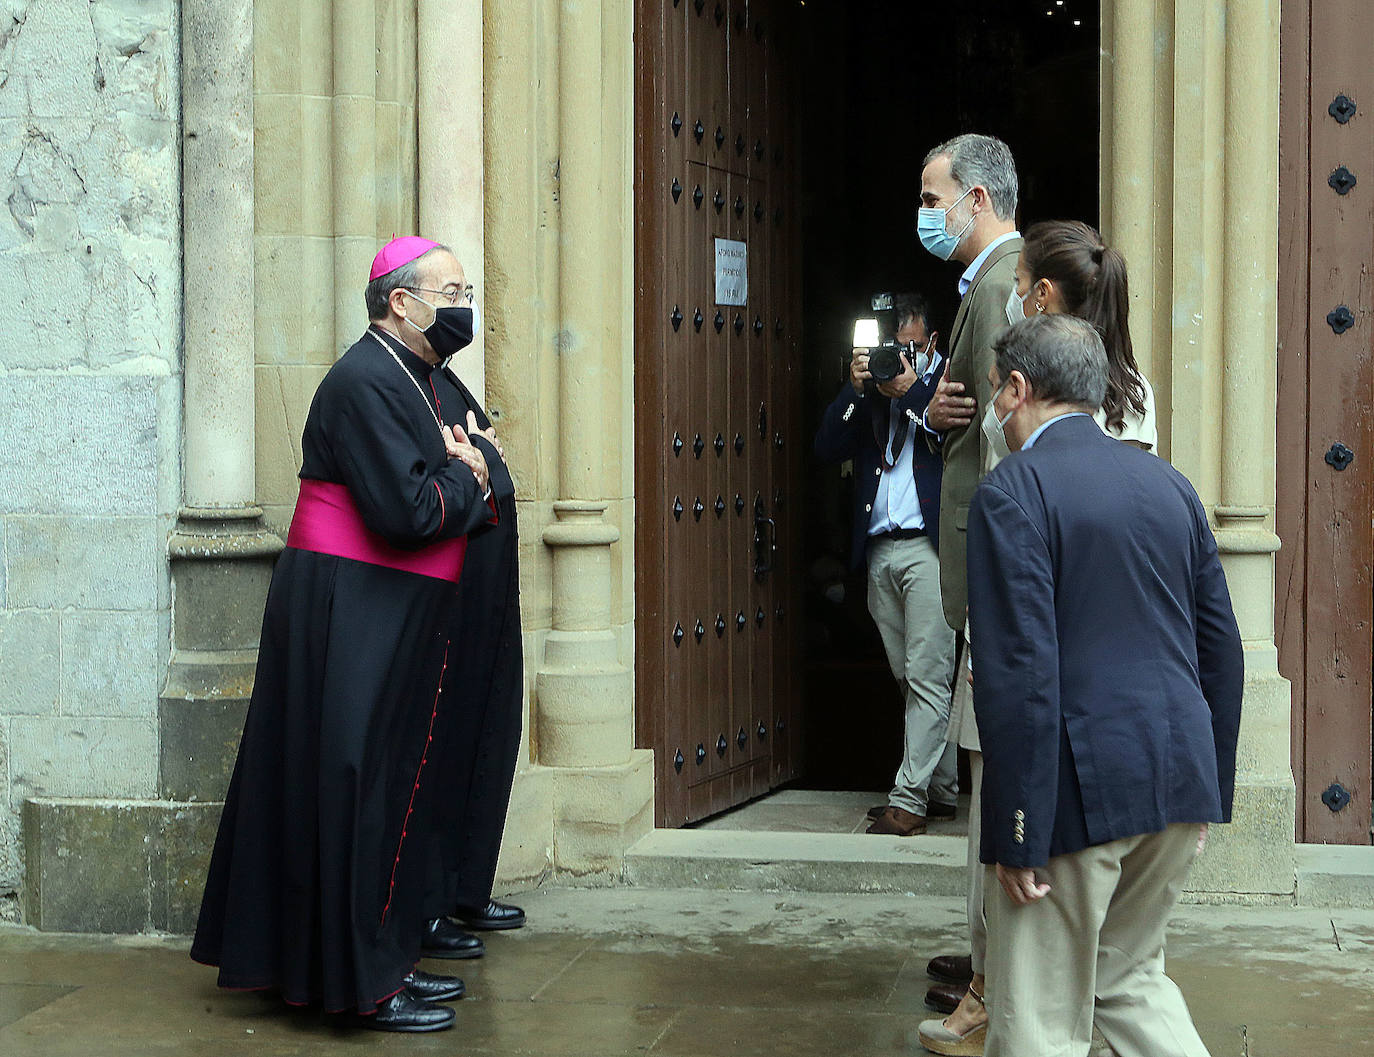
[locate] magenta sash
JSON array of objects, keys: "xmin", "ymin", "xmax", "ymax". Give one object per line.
[{"xmin": 286, "ymin": 479, "xmax": 466, "ymax": 583}]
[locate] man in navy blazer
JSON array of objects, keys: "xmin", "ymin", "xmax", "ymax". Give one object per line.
[
  {"xmin": 814, "ymin": 294, "xmax": 958, "ymax": 837},
  {"xmin": 966, "ymin": 314, "xmax": 1242, "ymax": 1057}
]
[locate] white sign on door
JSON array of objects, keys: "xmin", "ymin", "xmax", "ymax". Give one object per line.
[{"xmin": 714, "ymin": 238, "xmax": 748, "ymax": 306}]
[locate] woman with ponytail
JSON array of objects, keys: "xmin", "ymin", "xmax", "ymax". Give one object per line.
[{"xmin": 1006, "ymin": 220, "xmax": 1156, "ymax": 450}]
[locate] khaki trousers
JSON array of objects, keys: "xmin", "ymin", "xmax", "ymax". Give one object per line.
[
  {"xmin": 983, "ymin": 824, "xmax": 1210, "ymax": 1057},
  {"xmin": 866, "ymin": 536, "xmax": 957, "ymax": 816}
]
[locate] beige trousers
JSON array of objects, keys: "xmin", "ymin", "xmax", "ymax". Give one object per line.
[
  {"xmin": 866, "ymin": 536, "xmax": 957, "ymax": 816},
  {"xmin": 983, "ymin": 823, "xmax": 1210, "ymax": 1057}
]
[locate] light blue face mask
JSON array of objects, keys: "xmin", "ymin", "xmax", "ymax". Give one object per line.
[{"xmin": 917, "ymin": 186, "xmax": 975, "ymax": 261}]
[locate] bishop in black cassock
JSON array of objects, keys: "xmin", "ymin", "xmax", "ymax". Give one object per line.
[{"xmin": 192, "ymin": 238, "xmax": 494, "ymax": 1033}]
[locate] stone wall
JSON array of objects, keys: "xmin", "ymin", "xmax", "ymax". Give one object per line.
[{"xmin": 0, "ymin": 0, "xmax": 181, "ymax": 899}]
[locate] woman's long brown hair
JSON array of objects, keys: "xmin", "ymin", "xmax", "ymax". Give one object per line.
[{"xmin": 1022, "ymin": 220, "xmax": 1147, "ymax": 432}]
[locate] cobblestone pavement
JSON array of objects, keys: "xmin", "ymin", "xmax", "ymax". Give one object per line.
[{"xmin": 1, "ymin": 886, "xmax": 1371, "ymax": 1056}]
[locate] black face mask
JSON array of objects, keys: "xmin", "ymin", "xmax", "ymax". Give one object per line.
[{"xmin": 407, "ymin": 300, "xmax": 474, "ymax": 358}]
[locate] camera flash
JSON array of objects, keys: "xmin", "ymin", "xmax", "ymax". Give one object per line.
[{"xmin": 853, "ymin": 318, "xmax": 880, "ymax": 348}]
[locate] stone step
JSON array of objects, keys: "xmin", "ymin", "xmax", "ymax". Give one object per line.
[
  {"xmin": 1296, "ymin": 842, "xmax": 1374, "ymax": 908},
  {"xmin": 623, "ymin": 828, "xmax": 968, "ymax": 895},
  {"xmin": 627, "ymin": 829, "xmax": 1374, "ymax": 907}
]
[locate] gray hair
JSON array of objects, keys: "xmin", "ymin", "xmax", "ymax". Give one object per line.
[
  {"xmin": 923, "ymin": 133, "xmax": 1018, "ymax": 221},
  {"xmin": 993, "ymin": 315, "xmax": 1108, "ymax": 411},
  {"xmin": 364, "ymin": 243, "xmax": 452, "ymax": 320}
]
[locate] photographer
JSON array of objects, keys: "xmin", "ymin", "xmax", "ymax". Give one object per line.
[{"xmin": 813, "ymin": 293, "xmax": 958, "ymax": 837}]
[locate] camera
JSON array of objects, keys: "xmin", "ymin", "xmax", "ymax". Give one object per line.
[{"xmin": 854, "ymin": 293, "xmax": 919, "ymax": 384}]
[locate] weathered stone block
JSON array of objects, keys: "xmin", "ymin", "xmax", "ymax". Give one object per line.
[
  {"xmin": 296, "ymin": 117, "xmax": 334, "ymax": 243},
  {"xmin": 252, "ymin": 0, "xmax": 302, "ymax": 95},
  {"xmin": 0, "ymin": 1, "xmax": 177, "ymax": 122},
  {"xmin": 493, "ymin": 766, "xmax": 554, "ymax": 890},
  {"xmin": 536, "ymin": 659, "xmax": 634, "ymax": 768},
  {"xmin": 254, "ymin": 363, "xmax": 328, "ymax": 512},
  {"xmin": 253, "ymin": 238, "xmax": 335, "ymax": 363},
  {"xmin": 9, "ymin": 716, "xmax": 157, "ymax": 802},
  {"xmin": 252, "ymin": 95, "xmax": 305, "ymax": 239},
  {"xmin": 88, "ymin": 0, "xmax": 179, "ymax": 117},
  {"xmin": 0, "ymin": 721, "xmax": 18, "ymax": 891},
  {"xmin": 551, "ymin": 750, "xmax": 654, "ymax": 877},
  {"xmin": 0, "ymin": 609, "xmax": 60, "ymax": 715},
  {"xmin": 23, "ymin": 798, "xmax": 147, "ymax": 931},
  {"xmin": 60, "ymin": 610, "xmax": 161, "ymax": 717},
  {"xmin": 158, "ymin": 694, "xmax": 248, "ymax": 802},
  {"xmin": 1185, "ymin": 778, "xmax": 1297, "ymax": 898},
  {"xmin": 0, "ymin": 119, "xmax": 177, "ymax": 352},
  {"xmin": 6, "ymin": 516, "xmax": 161, "ymax": 610},
  {"xmin": 0, "ymin": 377, "xmax": 160, "ymax": 516},
  {"xmin": 170, "ymin": 552, "xmax": 275, "ymax": 653},
  {"xmin": 160, "ymin": 801, "xmax": 222, "ymax": 933},
  {"xmin": 22, "ymin": 798, "xmax": 222, "ymax": 933}
]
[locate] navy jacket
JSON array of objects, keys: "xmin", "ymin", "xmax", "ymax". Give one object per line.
[
  {"xmin": 967, "ymin": 415, "xmax": 1243, "ymax": 868},
  {"xmin": 813, "ymin": 358, "xmax": 944, "ymax": 570}
]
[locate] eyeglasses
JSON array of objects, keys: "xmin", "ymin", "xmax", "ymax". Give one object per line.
[{"xmin": 406, "ymin": 285, "xmax": 475, "ymax": 307}]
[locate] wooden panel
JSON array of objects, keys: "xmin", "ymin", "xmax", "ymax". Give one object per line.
[
  {"xmin": 1305, "ymin": 0, "xmax": 1374, "ymax": 843},
  {"xmin": 635, "ymin": 0, "xmax": 802, "ymax": 826},
  {"xmin": 1281, "ymin": 0, "xmax": 1374, "ymax": 844}
]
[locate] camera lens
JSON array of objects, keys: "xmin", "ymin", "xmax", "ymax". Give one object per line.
[{"xmin": 868, "ymin": 346, "xmax": 902, "ymax": 382}]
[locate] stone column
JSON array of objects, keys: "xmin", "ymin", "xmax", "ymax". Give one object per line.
[
  {"xmin": 1206, "ymin": 0, "xmax": 1297, "ymax": 895},
  {"xmin": 529, "ymin": 0, "xmax": 652, "ymax": 873},
  {"xmin": 1100, "ymin": 0, "xmax": 1159, "ymax": 382},
  {"xmin": 419, "ymin": 0, "xmax": 486, "ymax": 395},
  {"xmin": 332, "ymin": 0, "xmax": 377, "ymax": 350},
  {"xmin": 1101, "ymin": 0, "xmax": 1295, "ymax": 898},
  {"xmin": 162, "ymin": 0, "xmax": 282, "ymax": 806}
]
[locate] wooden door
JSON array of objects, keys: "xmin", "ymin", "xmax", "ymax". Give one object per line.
[
  {"xmin": 1277, "ymin": 0, "xmax": 1374, "ymax": 844},
  {"xmin": 634, "ymin": 0, "xmax": 802, "ymax": 827}
]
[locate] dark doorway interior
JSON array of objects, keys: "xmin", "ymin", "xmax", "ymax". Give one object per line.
[{"xmin": 795, "ymin": 0, "xmax": 1101, "ymax": 792}]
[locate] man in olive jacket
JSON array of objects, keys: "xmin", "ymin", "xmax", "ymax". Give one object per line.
[
  {"xmin": 914, "ymin": 133, "xmax": 1022, "ymax": 1056},
  {"xmin": 919, "ymin": 134, "xmax": 1022, "ymax": 633}
]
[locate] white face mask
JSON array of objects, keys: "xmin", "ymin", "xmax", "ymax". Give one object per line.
[
  {"xmin": 981, "ymin": 381, "xmax": 1015, "ymax": 462},
  {"xmin": 1004, "ymin": 287, "xmax": 1029, "ymax": 328}
]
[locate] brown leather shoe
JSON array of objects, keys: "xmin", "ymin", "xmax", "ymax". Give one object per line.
[
  {"xmin": 866, "ymin": 803, "xmax": 887, "ymax": 820},
  {"xmin": 925, "ymin": 982, "xmax": 964, "ymax": 1014},
  {"xmin": 865, "ymin": 806, "xmax": 926, "ymax": 836},
  {"xmin": 926, "ymin": 953, "xmax": 974, "ymax": 985}
]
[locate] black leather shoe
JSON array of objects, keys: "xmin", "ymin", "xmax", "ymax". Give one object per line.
[
  {"xmin": 927, "ymin": 800, "xmax": 958, "ymax": 820},
  {"xmin": 926, "ymin": 952, "xmax": 974, "ymax": 985},
  {"xmin": 358, "ymin": 989, "xmax": 455, "ymax": 1033},
  {"xmin": 925, "ymin": 981, "xmax": 964, "ymax": 1014},
  {"xmin": 403, "ymin": 969, "xmax": 465, "ymax": 1002},
  {"xmin": 453, "ymin": 899, "xmax": 525, "ymax": 931},
  {"xmin": 420, "ymin": 916, "xmax": 486, "ymax": 959}
]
